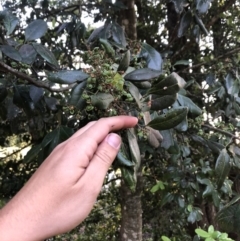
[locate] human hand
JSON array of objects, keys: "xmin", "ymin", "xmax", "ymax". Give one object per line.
[{"xmin": 0, "ymin": 116, "xmax": 138, "ymax": 241}]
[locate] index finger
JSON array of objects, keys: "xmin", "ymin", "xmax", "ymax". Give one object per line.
[{"xmin": 78, "ymin": 116, "xmax": 138, "ymax": 144}]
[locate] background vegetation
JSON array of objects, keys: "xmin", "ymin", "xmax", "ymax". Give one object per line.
[{"xmin": 0, "ymin": 0, "xmax": 240, "ymax": 240}]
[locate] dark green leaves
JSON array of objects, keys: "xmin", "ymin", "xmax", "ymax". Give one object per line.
[
  {"xmin": 147, "ymin": 72, "xmax": 180, "ymax": 96},
  {"xmin": 19, "ymin": 44, "xmax": 37, "ymax": 64},
  {"xmin": 118, "ymin": 50, "xmax": 130, "ymax": 72},
  {"xmin": 24, "ymin": 126, "xmax": 74, "ymax": 163},
  {"xmin": 140, "ymin": 43, "xmax": 162, "ymax": 71},
  {"xmin": 150, "ymin": 95, "xmax": 177, "ymax": 111},
  {"xmin": 32, "ymin": 43, "xmax": 59, "ymax": 68},
  {"xmin": 1, "ymin": 45, "xmax": 22, "ymax": 62},
  {"xmin": 147, "ymin": 107, "xmax": 188, "ymax": 131},
  {"xmin": 215, "ymin": 149, "xmax": 231, "ymax": 189},
  {"xmin": 69, "ymin": 81, "xmax": 87, "ymax": 108},
  {"xmin": 0, "ymin": 10, "xmax": 19, "ymax": 35},
  {"xmin": 91, "ymin": 92, "xmax": 114, "ymax": 110},
  {"xmin": 177, "ymin": 94, "xmax": 202, "ymax": 116},
  {"xmin": 25, "ymin": 19, "xmax": 48, "ymax": 41},
  {"xmin": 178, "ymin": 11, "xmax": 192, "ymax": 37},
  {"xmin": 196, "ymin": 0, "xmax": 212, "ymax": 14},
  {"xmin": 48, "ymin": 70, "xmax": 89, "ymax": 84},
  {"xmin": 124, "ymin": 68, "xmax": 161, "ymax": 82}
]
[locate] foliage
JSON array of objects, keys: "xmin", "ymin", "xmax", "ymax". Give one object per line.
[{"xmin": 0, "ymin": 0, "xmax": 240, "ymax": 240}]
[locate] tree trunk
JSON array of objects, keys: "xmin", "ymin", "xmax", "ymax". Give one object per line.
[
  {"xmin": 116, "ymin": 0, "xmax": 137, "ymax": 40},
  {"xmin": 119, "ymin": 170, "xmax": 143, "ymax": 241}
]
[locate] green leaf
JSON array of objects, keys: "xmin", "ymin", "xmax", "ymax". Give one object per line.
[
  {"xmin": 196, "ymin": 0, "xmax": 212, "ymax": 14},
  {"xmin": 1, "ymin": 45, "xmax": 22, "ymax": 62},
  {"xmin": 99, "ymin": 38, "xmax": 115, "ymax": 57},
  {"xmin": 147, "ymin": 107, "xmax": 188, "ymax": 131},
  {"xmin": 111, "ymin": 22, "xmax": 127, "ymax": 48},
  {"xmin": 127, "ymin": 128, "xmax": 141, "ymax": 166},
  {"xmin": 91, "ymin": 92, "xmax": 114, "ymax": 110},
  {"xmin": 25, "ymin": 19, "xmax": 48, "ymax": 41},
  {"xmin": 194, "ymin": 14, "xmax": 209, "ymax": 35},
  {"xmin": 215, "ymin": 149, "xmax": 231, "ymax": 189},
  {"xmin": 177, "ymin": 94, "xmax": 202, "ymax": 116},
  {"xmin": 118, "ymin": 50, "xmax": 130, "ymax": 72},
  {"xmin": 173, "ymin": 60, "xmax": 190, "ymax": 66},
  {"xmin": 195, "ymin": 229, "xmax": 210, "ymax": 238},
  {"xmin": 19, "ymin": 44, "xmax": 37, "ymax": 64},
  {"xmin": 147, "ymin": 72, "xmax": 183, "ymax": 96},
  {"xmin": 124, "ymin": 68, "xmax": 161, "ymax": 82},
  {"xmin": 23, "ymin": 144, "xmax": 42, "ymax": 163},
  {"xmin": 41, "ymin": 126, "xmax": 74, "ymax": 155},
  {"xmin": 161, "ymin": 236, "xmax": 171, "ymax": 241},
  {"xmin": 2, "ymin": 10, "xmax": 19, "ymax": 35},
  {"xmin": 178, "ymin": 10, "xmax": 192, "ymax": 37},
  {"xmin": 121, "ymin": 166, "xmax": 136, "ymax": 192},
  {"xmin": 68, "ymin": 81, "xmax": 87, "ymax": 108},
  {"xmin": 150, "ymin": 94, "xmax": 177, "ymax": 111},
  {"xmin": 32, "ymin": 43, "xmax": 59, "ymax": 68},
  {"xmin": 140, "ymin": 42, "xmax": 162, "ymax": 71},
  {"xmin": 160, "ymin": 129, "xmax": 174, "ymax": 149},
  {"xmin": 193, "ymin": 24, "xmax": 201, "ymax": 43},
  {"xmin": 171, "ymin": 0, "xmax": 185, "ymax": 13},
  {"xmin": 48, "ymin": 70, "xmax": 89, "ymax": 84},
  {"xmin": 116, "ymin": 143, "xmax": 134, "ymax": 167}
]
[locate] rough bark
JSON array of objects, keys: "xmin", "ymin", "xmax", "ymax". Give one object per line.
[
  {"xmin": 119, "ymin": 170, "xmax": 143, "ymax": 241},
  {"xmin": 116, "ymin": 0, "xmax": 137, "ymax": 40}
]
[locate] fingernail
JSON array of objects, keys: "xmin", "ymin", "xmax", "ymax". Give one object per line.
[{"xmin": 106, "ymin": 133, "xmax": 121, "ymax": 149}]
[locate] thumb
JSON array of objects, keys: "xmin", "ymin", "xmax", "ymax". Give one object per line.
[{"xmin": 82, "ymin": 133, "xmax": 121, "ymax": 187}]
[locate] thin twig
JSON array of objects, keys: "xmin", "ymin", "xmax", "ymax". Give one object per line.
[
  {"xmin": 0, "ymin": 61, "xmax": 77, "ymax": 92},
  {"xmin": 202, "ymin": 124, "xmax": 240, "ymax": 141}
]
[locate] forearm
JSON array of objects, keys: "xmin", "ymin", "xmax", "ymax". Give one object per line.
[{"xmin": 0, "ymin": 198, "xmax": 44, "ymax": 241}]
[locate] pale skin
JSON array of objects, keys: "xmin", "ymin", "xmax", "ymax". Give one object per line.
[{"xmin": 0, "ymin": 116, "xmax": 138, "ymax": 241}]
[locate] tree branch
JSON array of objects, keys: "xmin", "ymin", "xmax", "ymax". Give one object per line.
[
  {"xmin": 0, "ymin": 61, "xmax": 77, "ymax": 92},
  {"xmin": 177, "ymin": 47, "xmax": 240, "ymax": 74},
  {"xmin": 202, "ymin": 124, "xmax": 240, "ymax": 141}
]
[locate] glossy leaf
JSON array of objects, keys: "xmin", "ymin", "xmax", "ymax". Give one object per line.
[
  {"xmin": 178, "ymin": 10, "xmax": 192, "ymax": 37},
  {"xmin": 32, "ymin": 43, "xmax": 59, "ymax": 68},
  {"xmin": 24, "ymin": 144, "xmax": 42, "ymax": 163},
  {"xmin": 116, "ymin": 143, "xmax": 134, "ymax": 167},
  {"xmin": 91, "ymin": 92, "xmax": 114, "ymax": 110},
  {"xmin": 193, "ymin": 24, "xmax": 200, "ymax": 43},
  {"xmin": 48, "ymin": 70, "xmax": 89, "ymax": 84},
  {"xmin": 2, "ymin": 10, "xmax": 19, "ymax": 35},
  {"xmin": 171, "ymin": 0, "xmax": 185, "ymax": 13},
  {"xmin": 99, "ymin": 38, "xmax": 115, "ymax": 57},
  {"xmin": 177, "ymin": 94, "xmax": 202, "ymax": 116},
  {"xmin": 118, "ymin": 50, "xmax": 130, "ymax": 72},
  {"xmin": 87, "ymin": 26, "xmax": 105, "ymax": 44},
  {"xmin": 69, "ymin": 81, "xmax": 87, "ymax": 107},
  {"xmin": 19, "ymin": 44, "xmax": 37, "ymax": 64},
  {"xmin": 29, "ymin": 85, "xmax": 43, "ymax": 104},
  {"xmin": 206, "ymin": 73, "xmax": 216, "ymax": 85},
  {"xmin": 140, "ymin": 42, "xmax": 162, "ymax": 71},
  {"xmin": 160, "ymin": 129, "xmax": 174, "ymax": 149},
  {"xmin": 194, "ymin": 14, "xmax": 209, "ymax": 35},
  {"xmin": 196, "ymin": 0, "xmax": 212, "ymax": 14},
  {"xmin": 147, "ymin": 72, "xmax": 185, "ymax": 96},
  {"xmin": 150, "ymin": 94, "xmax": 177, "ymax": 111},
  {"xmin": 47, "ymin": 126, "xmax": 74, "ymax": 154},
  {"xmin": 215, "ymin": 149, "xmax": 231, "ymax": 189},
  {"xmin": 25, "ymin": 19, "xmax": 48, "ymax": 41},
  {"xmin": 147, "ymin": 107, "xmax": 188, "ymax": 130},
  {"xmin": 1, "ymin": 45, "xmax": 22, "ymax": 62},
  {"xmin": 124, "ymin": 68, "xmax": 161, "ymax": 82},
  {"xmin": 127, "ymin": 128, "xmax": 141, "ymax": 166},
  {"xmin": 111, "ymin": 22, "xmax": 127, "ymax": 48},
  {"xmin": 173, "ymin": 60, "xmax": 190, "ymax": 66},
  {"xmin": 121, "ymin": 166, "xmax": 136, "ymax": 192}
]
